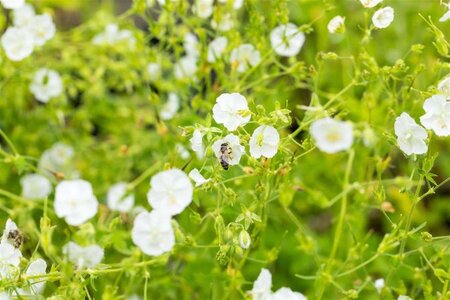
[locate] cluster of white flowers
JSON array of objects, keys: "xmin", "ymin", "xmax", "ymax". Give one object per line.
[
  {"xmin": 0, "ymin": 219, "xmax": 48, "ymax": 297},
  {"xmin": 250, "ymin": 268, "xmax": 306, "ymax": 300},
  {"xmin": 30, "ymin": 68, "xmax": 64, "ymax": 103},
  {"xmin": 209, "ymin": 93, "xmax": 281, "ymax": 167},
  {"xmin": 93, "ymin": 23, "xmax": 136, "ymax": 47},
  {"xmin": 1, "ymin": 2, "xmax": 56, "ymax": 61},
  {"xmin": 132, "ymin": 168, "xmax": 193, "ymax": 256}
]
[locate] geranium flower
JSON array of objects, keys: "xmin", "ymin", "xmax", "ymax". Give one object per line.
[
  {"xmin": 372, "ymin": 7, "xmax": 394, "ymax": 29},
  {"xmin": 437, "ymin": 76, "xmax": 450, "ymax": 96},
  {"xmin": 359, "ymin": 0, "xmax": 382, "ymax": 8},
  {"xmin": 271, "ymin": 288, "xmax": 306, "ymax": 300},
  {"xmin": 230, "ymin": 44, "xmax": 261, "ymax": 73},
  {"xmin": 107, "ymin": 182, "xmax": 135, "ymax": 213},
  {"xmin": 63, "ymin": 242, "xmax": 104, "ymax": 269},
  {"xmin": 160, "ymin": 93, "xmax": 180, "ymax": 120},
  {"xmin": 93, "ymin": 24, "xmax": 135, "ymax": 46},
  {"xmin": 24, "ymin": 259, "xmax": 47, "ymax": 294},
  {"xmin": 250, "ymin": 268, "xmax": 272, "ymax": 300},
  {"xmin": 0, "ymin": 0, "xmax": 24, "ymax": 9},
  {"xmin": 30, "ymin": 68, "xmax": 63, "ymax": 103},
  {"xmin": 394, "ymin": 112, "xmax": 428, "ymax": 155},
  {"xmin": 131, "ymin": 210, "xmax": 175, "ymax": 256},
  {"xmin": 147, "ymin": 169, "xmax": 193, "ymax": 216},
  {"xmin": 211, "ymin": 13, "xmax": 234, "ymax": 31},
  {"xmin": 207, "ymin": 36, "xmax": 228, "ymax": 63},
  {"xmin": 270, "ymin": 23, "xmax": 305, "ymax": 57},
  {"xmin": 147, "ymin": 62, "xmax": 161, "ymax": 82},
  {"xmin": 26, "ymin": 14, "xmax": 55, "ymax": 46},
  {"xmin": 212, "ymin": 134, "xmax": 245, "ymax": 167},
  {"xmin": 174, "ymin": 56, "xmax": 198, "ymax": 79},
  {"xmin": 54, "ymin": 179, "xmax": 99, "ymax": 226},
  {"xmin": 217, "ymin": 0, "xmax": 243, "ymax": 9},
  {"xmin": 212, "ymin": 93, "xmax": 251, "ymax": 131},
  {"xmin": 249, "ymin": 125, "xmax": 280, "ymax": 159},
  {"xmin": 20, "ymin": 173, "xmax": 52, "ymax": 200},
  {"xmin": 419, "ymin": 94, "xmax": 450, "ymax": 136},
  {"xmin": 188, "ymin": 168, "xmax": 210, "ymax": 186},
  {"xmin": 374, "ymin": 278, "xmax": 385, "ymax": 294},
  {"xmin": 310, "ymin": 118, "xmax": 354, "ymax": 153},
  {"xmin": 1, "ymin": 27, "xmax": 34, "ymax": 61},
  {"xmin": 13, "ymin": 3, "xmax": 35, "ymax": 27},
  {"xmin": 190, "ymin": 129, "xmax": 205, "ymax": 159},
  {"xmin": 327, "ymin": 16, "xmax": 345, "ymax": 33},
  {"xmin": 194, "ymin": 0, "xmax": 214, "ymax": 19}
]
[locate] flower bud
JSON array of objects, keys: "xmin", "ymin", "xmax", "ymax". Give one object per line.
[{"xmin": 238, "ymin": 230, "xmax": 251, "ymax": 249}]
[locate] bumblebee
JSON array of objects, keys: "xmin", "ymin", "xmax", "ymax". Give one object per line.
[
  {"xmin": 8, "ymin": 229, "xmax": 24, "ymax": 248},
  {"xmin": 219, "ymin": 142, "xmax": 233, "ymax": 170}
]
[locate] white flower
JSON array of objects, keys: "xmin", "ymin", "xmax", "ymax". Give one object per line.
[
  {"xmin": 13, "ymin": 4, "xmax": 35, "ymax": 27},
  {"xmin": 131, "ymin": 210, "xmax": 175, "ymax": 256},
  {"xmin": 26, "ymin": 14, "xmax": 56, "ymax": 46},
  {"xmin": 147, "ymin": 169, "xmax": 193, "ymax": 216},
  {"xmin": 238, "ymin": 230, "xmax": 251, "ymax": 249},
  {"xmin": 207, "ymin": 37, "xmax": 228, "ymax": 63},
  {"xmin": 93, "ymin": 24, "xmax": 135, "ymax": 46},
  {"xmin": 419, "ymin": 95, "xmax": 450, "ymax": 136},
  {"xmin": 0, "ymin": 0, "xmax": 24, "ymax": 9},
  {"xmin": 249, "ymin": 125, "xmax": 280, "ymax": 159},
  {"xmin": 217, "ymin": 0, "xmax": 243, "ymax": 9},
  {"xmin": 25, "ymin": 259, "xmax": 47, "ymax": 294},
  {"xmin": 107, "ymin": 182, "xmax": 135, "ymax": 213},
  {"xmin": 1, "ymin": 219, "xmax": 18, "ymax": 245},
  {"xmin": 0, "ymin": 292, "xmax": 10, "ymax": 300},
  {"xmin": 394, "ymin": 112, "xmax": 428, "ymax": 155},
  {"xmin": 437, "ymin": 76, "xmax": 450, "ymax": 96},
  {"xmin": 310, "ymin": 118, "xmax": 354, "ymax": 154},
  {"xmin": 211, "ymin": 13, "xmax": 234, "ymax": 31},
  {"xmin": 20, "ymin": 173, "xmax": 52, "ymax": 200},
  {"xmin": 251, "ymin": 268, "xmax": 272, "ymax": 300},
  {"xmin": 63, "ymin": 242, "xmax": 104, "ymax": 269},
  {"xmin": 184, "ymin": 32, "xmax": 200, "ymax": 58},
  {"xmin": 230, "ymin": 44, "xmax": 261, "ymax": 73},
  {"xmin": 1, "ymin": 27, "xmax": 34, "ymax": 61},
  {"xmin": 190, "ymin": 129, "xmax": 205, "ymax": 159},
  {"xmin": 212, "ymin": 134, "xmax": 245, "ymax": 167},
  {"xmin": 359, "ymin": 0, "xmax": 382, "ymax": 8},
  {"xmin": 176, "ymin": 143, "xmax": 190, "ymax": 160},
  {"xmin": 212, "ymin": 93, "xmax": 251, "ymax": 131},
  {"xmin": 30, "ymin": 68, "xmax": 63, "ymax": 103},
  {"xmin": 374, "ymin": 278, "xmax": 384, "ymax": 294},
  {"xmin": 440, "ymin": 10, "xmax": 450, "ymax": 22},
  {"xmin": 147, "ymin": 62, "xmax": 161, "ymax": 82},
  {"xmin": 160, "ymin": 93, "xmax": 180, "ymax": 120},
  {"xmin": 372, "ymin": 7, "xmax": 394, "ymax": 29},
  {"xmin": 188, "ymin": 168, "xmax": 210, "ymax": 187},
  {"xmin": 195, "ymin": 0, "xmax": 214, "ymax": 18},
  {"xmin": 270, "ymin": 23, "xmax": 305, "ymax": 57},
  {"xmin": 327, "ymin": 16, "xmax": 345, "ymax": 33},
  {"xmin": 270, "ymin": 288, "xmax": 306, "ymax": 300},
  {"xmin": 397, "ymin": 296, "xmax": 412, "ymax": 300},
  {"xmin": 174, "ymin": 56, "xmax": 198, "ymax": 79},
  {"xmin": 0, "ymin": 242, "xmax": 21, "ymax": 279},
  {"xmin": 54, "ymin": 179, "xmax": 99, "ymax": 226},
  {"xmin": 38, "ymin": 143, "xmax": 77, "ymax": 177}
]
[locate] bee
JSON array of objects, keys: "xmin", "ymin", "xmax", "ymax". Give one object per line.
[
  {"xmin": 7, "ymin": 229, "xmax": 24, "ymax": 248},
  {"xmin": 219, "ymin": 142, "xmax": 233, "ymax": 170}
]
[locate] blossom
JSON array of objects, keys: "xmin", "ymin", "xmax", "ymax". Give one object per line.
[
  {"xmin": 212, "ymin": 134, "xmax": 245, "ymax": 167},
  {"xmin": 0, "ymin": 0, "xmax": 24, "ymax": 9},
  {"xmin": 238, "ymin": 230, "xmax": 251, "ymax": 249},
  {"xmin": 419, "ymin": 95, "xmax": 450, "ymax": 136},
  {"xmin": 217, "ymin": 0, "xmax": 243, "ymax": 9},
  {"xmin": 188, "ymin": 168, "xmax": 210, "ymax": 186},
  {"xmin": 310, "ymin": 118, "xmax": 354, "ymax": 154},
  {"xmin": 440, "ymin": 10, "xmax": 450, "ymax": 22},
  {"xmin": 374, "ymin": 278, "xmax": 384, "ymax": 294},
  {"xmin": 106, "ymin": 182, "xmax": 135, "ymax": 213},
  {"xmin": 1, "ymin": 27, "xmax": 34, "ymax": 61},
  {"xmin": 211, "ymin": 13, "xmax": 234, "ymax": 31},
  {"xmin": 394, "ymin": 112, "xmax": 428, "ymax": 155},
  {"xmin": 147, "ymin": 62, "xmax": 161, "ymax": 82},
  {"xmin": 437, "ymin": 76, "xmax": 450, "ymax": 96},
  {"xmin": 207, "ymin": 36, "xmax": 228, "ymax": 63},
  {"xmin": 20, "ymin": 173, "xmax": 52, "ymax": 200},
  {"xmin": 194, "ymin": 0, "xmax": 214, "ymax": 19},
  {"xmin": 359, "ymin": 0, "xmax": 382, "ymax": 8},
  {"xmin": 25, "ymin": 259, "xmax": 47, "ymax": 294},
  {"xmin": 327, "ymin": 16, "xmax": 345, "ymax": 33},
  {"xmin": 0, "ymin": 292, "xmax": 10, "ymax": 300},
  {"xmin": 230, "ymin": 44, "xmax": 261, "ymax": 73},
  {"xmin": 38, "ymin": 142, "xmax": 77, "ymax": 177},
  {"xmin": 184, "ymin": 33, "xmax": 200, "ymax": 57},
  {"xmin": 397, "ymin": 296, "xmax": 412, "ymax": 300},
  {"xmin": 270, "ymin": 23, "xmax": 305, "ymax": 57},
  {"xmin": 63, "ymin": 242, "xmax": 104, "ymax": 269},
  {"xmin": 0, "ymin": 242, "xmax": 21, "ymax": 279},
  {"xmin": 13, "ymin": 3, "xmax": 35, "ymax": 27},
  {"xmin": 26, "ymin": 14, "xmax": 56, "ymax": 46},
  {"xmin": 212, "ymin": 93, "xmax": 251, "ymax": 131},
  {"xmin": 176, "ymin": 143, "xmax": 190, "ymax": 159},
  {"xmin": 250, "ymin": 268, "xmax": 272, "ymax": 300},
  {"xmin": 160, "ymin": 93, "xmax": 180, "ymax": 120},
  {"xmin": 372, "ymin": 7, "xmax": 394, "ymax": 29},
  {"xmin": 174, "ymin": 56, "xmax": 198, "ymax": 79},
  {"xmin": 147, "ymin": 169, "xmax": 193, "ymax": 216},
  {"xmin": 93, "ymin": 24, "xmax": 135, "ymax": 46},
  {"xmin": 249, "ymin": 125, "xmax": 280, "ymax": 159},
  {"xmin": 190, "ymin": 129, "xmax": 205, "ymax": 159},
  {"xmin": 30, "ymin": 68, "xmax": 63, "ymax": 103},
  {"xmin": 270, "ymin": 288, "xmax": 306, "ymax": 300},
  {"xmin": 54, "ymin": 179, "xmax": 99, "ymax": 226},
  {"xmin": 131, "ymin": 210, "xmax": 175, "ymax": 256}
]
